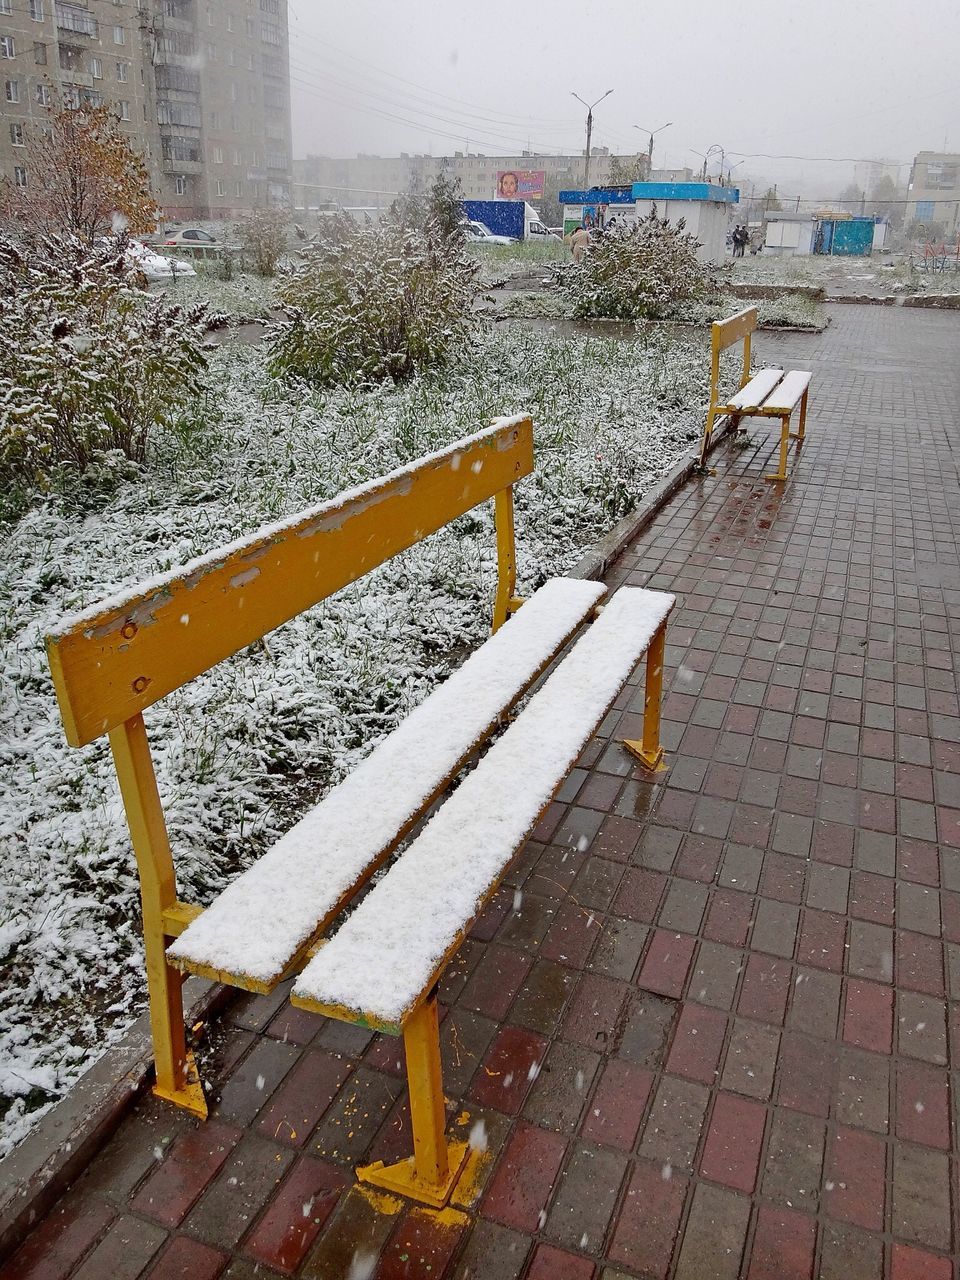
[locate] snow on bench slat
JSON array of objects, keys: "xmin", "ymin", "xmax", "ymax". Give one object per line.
[
  {"xmin": 293, "ymin": 586, "xmax": 674, "ymax": 1028},
  {"xmin": 758, "ymin": 369, "xmax": 812, "ymax": 413},
  {"xmin": 167, "ymin": 576, "xmax": 605, "ymax": 986},
  {"xmin": 723, "ymin": 368, "xmax": 783, "ymax": 412}
]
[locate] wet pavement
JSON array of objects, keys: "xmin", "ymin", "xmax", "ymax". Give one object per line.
[{"xmin": 4, "ymin": 304, "xmax": 960, "ymax": 1279}]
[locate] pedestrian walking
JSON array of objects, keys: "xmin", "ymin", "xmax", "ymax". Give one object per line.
[{"xmin": 571, "ymin": 224, "xmax": 591, "ymax": 264}]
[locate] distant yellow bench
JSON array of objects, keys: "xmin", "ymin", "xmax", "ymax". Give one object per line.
[
  {"xmin": 45, "ymin": 417, "xmax": 674, "ymax": 1209},
  {"xmin": 698, "ymin": 306, "xmax": 812, "ymax": 481}
]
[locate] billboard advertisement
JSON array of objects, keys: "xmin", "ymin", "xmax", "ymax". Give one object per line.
[{"xmin": 495, "ymin": 169, "xmax": 546, "ymax": 201}]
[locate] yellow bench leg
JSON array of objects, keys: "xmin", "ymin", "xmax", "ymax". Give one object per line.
[
  {"xmin": 357, "ymin": 992, "xmax": 469, "ymax": 1208},
  {"xmin": 797, "ymin": 388, "xmax": 809, "ymax": 441},
  {"xmin": 624, "ymin": 621, "xmax": 668, "ymax": 771},
  {"xmin": 765, "ymin": 414, "xmax": 791, "ymax": 482},
  {"xmin": 109, "ymin": 716, "xmax": 207, "ymax": 1119}
]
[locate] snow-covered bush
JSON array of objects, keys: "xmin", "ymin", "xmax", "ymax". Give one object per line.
[
  {"xmin": 568, "ymin": 208, "xmax": 719, "ymax": 321},
  {"xmin": 235, "ymin": 206, "xmax": 288, "ymax": 277},
  {"xmin": 270, "ymin": 215, "xmax": 479, "ymax": 386},
  {"xmin": 0, "ymin": 232, "xmax": 207, "ymax": 505}
]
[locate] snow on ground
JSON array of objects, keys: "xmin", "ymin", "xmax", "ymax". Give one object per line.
[{"xmin": 0, "ymin": 318, "xmax": 713, "ymax": 1158}]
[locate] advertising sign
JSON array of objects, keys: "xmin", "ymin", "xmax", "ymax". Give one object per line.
[{"xmin": 495, "ymin": 169, "xmax": 546, "ymax": 200}]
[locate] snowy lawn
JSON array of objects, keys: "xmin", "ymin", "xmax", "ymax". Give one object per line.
[{"xmin": 0, "ymin": 319, "xmax": 716, "ymax": 1157}]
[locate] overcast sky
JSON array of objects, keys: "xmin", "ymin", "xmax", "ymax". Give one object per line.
[{"xmin": 286, "ymin": 0, "xmax": 959, "ymax": 198}]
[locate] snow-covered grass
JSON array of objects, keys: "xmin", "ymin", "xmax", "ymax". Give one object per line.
[
  {"xmin": 470, "ymin": 238, "xmax": 567, "ymax": 285},
  {"xmin": 0, "ymin": 319, "xmax": 713, "ymax": 1157},
  {"xmin": 150, "ymin": 267, "xmax": 279, "ymax": 319},
  {"xmin": 500, "ymin": 286, "xmax": 826, "ymax": 330}
]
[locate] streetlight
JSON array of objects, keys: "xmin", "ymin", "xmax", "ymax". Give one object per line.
[
  {"xmin": 689, "ymin": 145, "xmax": 725, "ymax": 181},
  {"xmin": 633, "ymin": 122, "xmax": 672, "ymax": 176},
  {"xmin": 571, "ymin": 89, "xmax": 613, "ymax": 188}
]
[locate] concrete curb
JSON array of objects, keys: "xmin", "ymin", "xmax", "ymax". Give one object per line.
[
  {"xmin": 0, "ymin": 415, "xmax": 739, "ymax": 1263},
  {"xmin": 0, "ymin": 977, "xmax": 233, "ymax": 1262}
]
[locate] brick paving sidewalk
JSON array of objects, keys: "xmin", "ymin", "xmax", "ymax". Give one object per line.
[{"xmin": 5, "ymin": 305, "xmax": 960, "ymax": 1280}]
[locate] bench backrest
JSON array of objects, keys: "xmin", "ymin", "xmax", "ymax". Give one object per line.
[
  {"xmin": 47, "ymin": 416, "xmax": 534, "ymax": 748},
  {"xmin": 708, "ymin": 306, "xmax": 757, "ymax": 409}
]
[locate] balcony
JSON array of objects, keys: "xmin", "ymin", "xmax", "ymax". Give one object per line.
[
  {"xmin": 58, "ymin": 68, "xmax": 94, "ymax": 87},
  {"xmin": 56, "ymin": 4, "xmax": 98, "ymax": 37},
  {"xmin": 161, "ymin": 158, "xmax": 203, "ymax": 174}
]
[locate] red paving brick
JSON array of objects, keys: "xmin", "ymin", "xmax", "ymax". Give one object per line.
[{"xmin": 12, "ymin": 307, "xmax": 960, "ymax": 1280}]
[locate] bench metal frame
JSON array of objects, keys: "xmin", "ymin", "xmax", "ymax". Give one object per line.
[
  {"xmin": 46, "ymin": 416, "xmax": 671, "ymax": 1209},
  {"xmin": 698, "ymin": 306, "xmax": 810, "ymax": 482},
  {"xmin": 45, "ymin": 418, "xmax": 533, "ymax": 1121}
]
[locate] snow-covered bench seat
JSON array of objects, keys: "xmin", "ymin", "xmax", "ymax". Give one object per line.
[
  {"xmin": 697, "ymin": 306, "xmax": 812, "ymax": 481},
  {"xmin": 288, "ymin": 586, "xmax": 674, "ymax": 1206},
  {"xmin": 165, "ymin": 575, "xmax": 606, "ymax": 990}
]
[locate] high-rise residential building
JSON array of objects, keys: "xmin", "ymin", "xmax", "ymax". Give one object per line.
[
  {"xmin": 906, "ymin": 151, "xmax": 960, "ymax": 235},
  {"xmin": 0, "ymin": 0, "xmax": 292, "ymax": 223}
]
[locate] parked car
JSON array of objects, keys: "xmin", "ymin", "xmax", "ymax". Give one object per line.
[
  {"xmin": 127, "ymin": 240, "xmax": 196, "ymax": 281},
  {"xmin": 463, "ymin": 220, "xmax": 517, "ymax": 246},
  {"xmin": 162, "ymin": 228, "xmax": 221, "ymax": 248}
]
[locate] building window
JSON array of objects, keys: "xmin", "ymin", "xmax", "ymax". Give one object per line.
[
  {"xmin": 245, "ymin": 16, "xmax": 255, "ymax": 36},
  {"xmin": 10, "ymin": 122, "xmax": 25, "ymax": 146},
  {"xmin": 260, "ymin": 0, "xmax": 280, "ymax": 11},
  {"xmin": 175, "ymin": 175, "xmax": 187, "ymax": 196},
  {"xmin": 162, "ymin": 133, "xmax": 200, "ymax": 162},
  {"xmin": 229, "ymin": 82, "xmax": 238, "ymax": 101},
  {"xmin": 29, "ymin": 0, "xmax": 44, "ymax": 18},
  {"xmin": 233, "ymin": 147, "xmax": 241, "ymax": 165},
  {"xmin": 14, "ymin": 165, "xmax": 26, "ymax": 187},
  {"xmin": 0, "ymin": 36, "xmax": 16, "ymax": 58},
  {"xmin": 4, "ymin": 78, "xmax": 18, "ymax": 102},
  {"xmin": 235, "ymin": 179, "xmax": 242, "ymax": 196},
  {"xmin": 0, "ymin": 1, "xmax": 10, "ymax": 14},
  {"xmin": 213, "ymin": 145, "xmax": 223, "ymax": 163},
  {"xmin": 209, "ymin": 110, "xmax": 220, "ymax": 128},
  {"xmin": 260, "ymin": 22, "xmax": 281, "ymax": 44},
  {"xmin": 35, "ymin": 83, "xmax": 49, "ymax": 104},
  {"xmin": 90, "ymin": 55, "xmax": 102, "ymax": 78},
  {"xmin": 226, "ymin": 13, "xmax": 233, "ymax": 30},
  {"xmin": 227, "ymin": 47, "xmax": 235, "ymax": 66},
  {"xmin": 56, "ymin": 4, "xmax": 97, "ymax": 36},
  {"xmin": 216, "ymin": 178, "xmax": 224, "ymax": 196},
  {"xmin": 33, "ymin": 41, "xmax": 46, "ymax": 63},
  {"xmin": 118, "ymin": 99, "xmax": 129, "ymax": 120},
  {"xmin": 230, "ymin": 113, "xmax": 239, "ymax": 132},
  {"xmin": 113, "ymin": 23, "xmax": 124, "ymax": 43},
  {"xmin": 205, "ymin": 41, "xmax": 216, "ymax": 61},
  {"xmin": 915, "ymin": 200, "xmax": 935, "ymax": 221},
  {"xmin": 157, "ymin": 99, "xmax": 201, "ymax": 126}
]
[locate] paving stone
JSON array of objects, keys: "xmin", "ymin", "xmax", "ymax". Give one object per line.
[
  {"xmin": 561, "ymin": 972, "xmax": 629, "ymax": 1052},
  {"xmin": 689, "ymin": 941, "xmax": 743, "ymax": 1009},
  {"xmin": 300, "ymin": 1182, "xmax": 403, "ymax": 1278},
  {"xmin": 847, "ymin": 920, "xmax": 894, "ymax": 982},
  {"xmin": 460, "ymin": 943, "xmax": 533, "ymax": 1021},
  {"xmin": 450, "ymin": 1219, "xmax": 529, "ymax": 1280},
  {"xmin": 891, "ymin": 1143, "xmax": 951, "ymax": 1250},
  {"xmin": 544, "ymin": 1141, "xmax": 627, "ymax": 1253},
  {"xmin": 787, "ymin": 967, "xmax": 841, "ymax": 1039},
  {"xmin": 895, "ymin": 1060, "xmax": 950, "ymax": 1149},
  {"xmin": 665, "ymin": 1002, "xmax": 727, "ymax": 1086},
  {"xmin": 762, "ymin": 1108, "xmax": 825, "ymax": 1209},
  {"xmin": 746, "ymin": 1205, "xmax": 816, "ymax": 1280},
  {"xmin": 242, "ymin": 1155, "xmax": 346, "ymax": 1274},
  {"xmin": 376, "ymin": 1204, "xmax": 469, "ymax": 1279},
  {"xmin": 896, "ymin": 990, "xmax": 948, "ymax": 1064},
  {"xmin": 311, "ymin": 1066, "xmax": 405, "ymax": 1165},
  {"xmin": 636, "ymin": 929, "xmax": 696, "ymax": 998},
  {"xmin": 469, "ymin": 1025, "xmax": 547, "ymax": 1116},
  {"xmin": 588, "ymin": 919, "xmax": 649, "ymax": 981},
  {"xmin": 183, "ymin": 1133, "xmax": 295, "ymax": 1249},
  {"xmin": 842, "ymin": 978, "xmax": 893, "ymax": 1054},
  {"xmin": 523, "ymin": 1039, "xmax": 600, "ymax": 1134},
  {"xmin": 482, "ymin": 1121, "xmax": 567, "ymax": 1232},
  {"xmin": 510, "ymin": 959, "xmax": 577, "ymax": 1035},
  {"xmin": 212, "ymin": 1037, "xmax": 301, "ymax": 1127},
  {"xmin": 255, "ymin": 1048, "xmax": 355, "ymax": 1148},
  {"xmin": 672, "ymin": 1183, "xmax": 750, "ymax": 1280},
  {"xmin": 719, "ymin": 1019, "xmax": 779, "ymax": 1099},
  {"xmin": 818, "ymin": 1221, "xmax": 884, "ymax": 1280},
  {"xmin": 526, "ymin": 1243, "xmax": 596, "ymax": 1280},
  {"xmin": 835, "ymin": 1046, "xmax": 890, "ymax": 1134},
  {"xmin": 141, "ymin": 1236, "xmax": 228, "ymax": 1279},
  {"xmin": 581, "ymin": 1059, "xmax": 653, "ymax": 1150},
  {"xmin": 638, "ymin": 1076, "xmax": 709, "ymax": 1173},
  {"xmin": 698, "ymin": 1091, "xmax": 766, "ymax": 1192},
  {"xmin": 615, "ymin": 990, "xmax": 677, "ymax": 1069},
  {"xmin": 606, "ymin": 1157, "xmax": 686, "ymax": 1278},
  {"xmin": 657, "ymin": 879, "xmax": 709, "ymax": 933},
  {"xmin": 889, "ymin": 1244, "xmax": 953, "ymax": 1280},
  {"xmin": 751, "ymin": 900, "xmax": 799, "ymax": 958},
  {"xmin": 131, "ymin": 1118, "xmax": 242, "ymax": 1227},
  {"xmin": 70, "ymin": 1214, "xmax": 168, "ymax": 1280},
  {"xmin": 4, "ymin": 1195, "xmax": 115, "ymax": 1280},
  {"xmin": 822, "ymin": 1124, "xmax": 886, "ymax": 1232}
]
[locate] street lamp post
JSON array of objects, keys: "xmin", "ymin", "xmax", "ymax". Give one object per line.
[
  {"xmin": 633, "ymin": 122, "xmax": 672, "ymax": 177},
  {"xmin": 572, "ymin": 89, "xmax": 613, "ymax": 188}
]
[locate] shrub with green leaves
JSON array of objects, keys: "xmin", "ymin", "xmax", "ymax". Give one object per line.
[
  {"xmin": 0, "ymin": 232, "xmax": 207, "ymax": 502},
  {"xmin": 568, "ymin": 207, "xmax": 719, "ymax": 321},
  {"xmin": 270, "ymin": 214, "xmax": 479, "ymax": 386}
]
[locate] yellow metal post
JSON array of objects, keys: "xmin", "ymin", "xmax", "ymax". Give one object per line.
[
  {"xmin": 765, "ymin": 415, "xmax": 791, "ymax": 482},
  {"xmin": 404, "ymin": 995, "xmax": 449, "ymax": 1188},
  {"xmin": 624, "ymin": 622, "xmax": 667, "ymax": 771},
  {"xmin": 108, "ymin": 715, "xmax": 207, "ymax": 1118},
  {"xmin": 357, "ymin": 990, "xmax": 470, "ymax": 1207},
  {"xmin": 492, "ymin": 487, "xmax": 517, "ymax": 633},
  {"xmin": 797, "ymin": 388, "xmax": 809, "ymax": 441}
]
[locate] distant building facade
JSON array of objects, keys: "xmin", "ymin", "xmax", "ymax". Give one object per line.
[
  {"xmin": 0, "ymin": 0, "xmax": 293, "ymax": 223},
  {"xmin": 293, "ymin": 149, "xmax": 673, "ymax": 214},
  {"xmin": 906, "ymin": 151, "xmax": 960, "ymax": 235}
]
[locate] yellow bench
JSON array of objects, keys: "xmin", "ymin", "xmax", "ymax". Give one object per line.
[
  {"xmin": 45, "ymin": 416, "xmax": 674, "ymax": 1209},
  {"xmin": 697, "ymin": 306, "xmax": 812, "ymax": 482}
]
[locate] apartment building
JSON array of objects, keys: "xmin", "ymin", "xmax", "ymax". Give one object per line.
[
  {"xmin": 906, "ymin": 151, "xmax": 960, "ymax": 236},
  {"xmin": 0, "ymin": 0, "xmax": 292, "ymax": 222}
]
